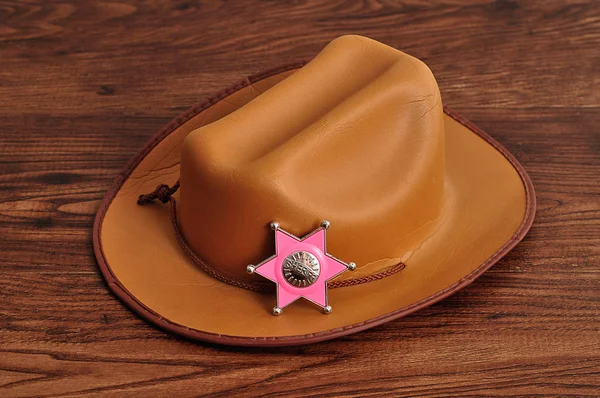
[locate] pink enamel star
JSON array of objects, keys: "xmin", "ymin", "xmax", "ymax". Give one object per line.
[
  {"xmin": 247, "ymin": 220, "xmax": 355, "ymax": 315},
  {"xmin": 246, "ymin": 221, "xmax": 356, "ymax": 315}
]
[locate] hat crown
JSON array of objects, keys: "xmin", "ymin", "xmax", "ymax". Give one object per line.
[{"xmin": 179, "ymin": 35, "xmax": 445, "ymax": 283}]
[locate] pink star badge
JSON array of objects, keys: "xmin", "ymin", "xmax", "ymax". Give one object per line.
[{"xmin": 247, "ymin": 220, "xmax": 356, "ymax": 315}]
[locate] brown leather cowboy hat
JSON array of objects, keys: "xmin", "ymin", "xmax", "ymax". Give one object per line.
[{"xmin": 93, "ymin": 35, "xmax": 535, "ymax": 346}]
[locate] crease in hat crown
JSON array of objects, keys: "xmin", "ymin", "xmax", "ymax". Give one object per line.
[{"xmin": 177, "ymin": 35, "xmax": 446, "ymax": 286}]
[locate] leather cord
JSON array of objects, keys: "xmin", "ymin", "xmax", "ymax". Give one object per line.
[
  {"xmin": 137, "ymin": 181, "xmax": 181, "ymax": 205},
  {"xmin": 138, "ymin": 182, "xmax": 405, "ymax": 292}
]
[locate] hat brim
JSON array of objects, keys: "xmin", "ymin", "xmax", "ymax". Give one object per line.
[{"xmin": 93, "ymin": 63, "xmax": 535, "ymax": 347}]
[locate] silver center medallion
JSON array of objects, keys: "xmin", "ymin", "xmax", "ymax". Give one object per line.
[{"xmin": 282, "ymin": 251, "xmax": 321, "ymax": 287}]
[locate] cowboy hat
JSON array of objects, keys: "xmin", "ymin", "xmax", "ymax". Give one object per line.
[{"xmin": 93, "ymin": 35, "xmax": 535, "ymax": 346}]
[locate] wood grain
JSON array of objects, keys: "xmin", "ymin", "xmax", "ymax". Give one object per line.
[{"xmin": 0, "ymin": 0, "xmax": 599, "ymax": 396}]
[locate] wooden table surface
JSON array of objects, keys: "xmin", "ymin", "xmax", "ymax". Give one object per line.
[{"xmin": 1, "ymin": 1, "xmax": 599, "ymax": 396}]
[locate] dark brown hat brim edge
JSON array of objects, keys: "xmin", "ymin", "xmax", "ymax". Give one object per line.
[{"xmin": 92, "ymin": 62, "xmax": 536, "ymax": 347}]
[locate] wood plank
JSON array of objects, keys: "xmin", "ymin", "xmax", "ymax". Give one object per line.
[{"xmin": 0, "ymin": 0, "xmax": 598, "ymax": 396}]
